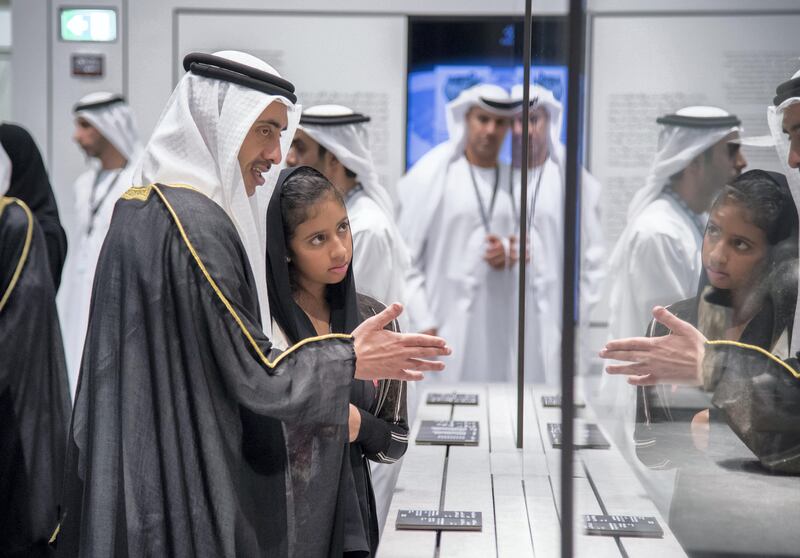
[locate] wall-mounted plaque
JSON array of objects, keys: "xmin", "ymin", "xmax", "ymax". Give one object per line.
[{"xmin": 71, "ymin": 54, "xmax": 104, "ymax": 77}]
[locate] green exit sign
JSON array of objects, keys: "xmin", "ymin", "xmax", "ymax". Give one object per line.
[{"xmin": 60, "ymin": 8, "xmax": 117, "ymax": 42}]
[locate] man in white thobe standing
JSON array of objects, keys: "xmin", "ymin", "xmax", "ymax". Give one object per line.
[
  {"xmin": 397, "ymin": 84, "xmax": 518, "ymax": 382},
  {"xmin": 508, "ymin": 83, "xmax": 605, "ymax": 387},
  {"xmin": 57, "ymin": 92, "xmax": 142, "ymax": 398}
]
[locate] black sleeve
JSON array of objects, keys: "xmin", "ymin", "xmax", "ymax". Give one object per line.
[
  {"xmin": 356, "ymin": 379, "xmax": 409, "ymax": 463},
  {"xmin": 39, "ymin": 218, "xmax": 67, "ymax": 290},
  {"xmin": 709, "ymin": 343, "xmax": 800, "ymax": 474},
  {"xmin": 353, "ymin": 293, "xmax": 409, "ymax": 463}
]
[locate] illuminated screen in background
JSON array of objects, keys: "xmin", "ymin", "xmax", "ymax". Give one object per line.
[{"xmin": 406, "ymin": 17, "xmax": 568, "ymax": 169}]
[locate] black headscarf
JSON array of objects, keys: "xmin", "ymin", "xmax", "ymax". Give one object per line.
[
  {"xmin": 266, "ymin": 166, "xmax": 361, "ymax": 342},
  {"xmin": 0, "ymin": 123, "xmax": 67, "ymax": 289},
  {"xmin": 266, "ymin": 166, "xmax": 372, "ymax": 557}
]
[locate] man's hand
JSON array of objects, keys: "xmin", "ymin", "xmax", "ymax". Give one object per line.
[
  {"xmin": 352, "ymin": 303, "xmax": 451, "ymax": 382},
  {"xmin": 508, "ymin": 235, "xmax": 520, "ymax": 265},
  {"xmin": 509, "ymin": 234, "xmax": 531, "ymax": 265},
  {"xmin": 348, "ymin": 404, "xmax": 361, "ymax": 442},
  {"xmin": 599, "ymin": 306, "xmax": 707, "ymax": 386},
  {"xmin": 483, "ymin": 234, "xmax": 507, "ymax": 269}
]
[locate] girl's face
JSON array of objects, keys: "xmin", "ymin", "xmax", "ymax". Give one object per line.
[
  {"xmin": 702, "ymin": 200, "xmax": 769, "ymax": 294},
  {"xmin": 288, "ymin": 195, "xmax": 352, "ymax": 288}
]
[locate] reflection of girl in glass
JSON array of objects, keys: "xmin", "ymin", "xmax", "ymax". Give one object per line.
[
  {"xmin": 635, "ymin": 169, "xmax": 798, "ymax": 462},
  {"xmin": 631, "ymin": 169, "xmax": 800, "ymax": 557},
  {"xmin": 266, "ymin": 166, "xmax": 408, "ymax": 557},
  {"xmin": 697, "ymin": 170, "xmax": 797, "ymax": 351}
]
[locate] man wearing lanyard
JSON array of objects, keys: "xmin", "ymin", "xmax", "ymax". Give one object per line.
[
  {"xmin": 57, "ymin": 92, "xmax": 142, "ymax": 399},
  {"xmin": 397, "ymin": 83, "xmax": 517, "ymax": 382},
  {"xmin": 508, "ymin": 83, "xmax": 606, "ymax": 388}
]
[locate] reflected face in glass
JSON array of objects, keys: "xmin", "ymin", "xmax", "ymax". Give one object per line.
[
  {"xmin": 464, "ymin": 106, "xmax": 511, "ymax": 164},
  {"xmin": 704, "ymin": 132, "xmax": 747, "ymax": 189},
  {"xmin": 286, "ymin": 129, "xmax": 325, "ymax": 172},
  {"xmin": 73, "ymin": 117, "xmax": 108, "ymax": 158},
  {"xmin": 511, "ymin": 106, "xmax": 549, "ymax": 168},
  {"xmin": 702, "ymin": 200, "xmax": 768, "ymax": 294},
  {"xmin": 238, "ymin": 102, "xmax": 288, "ymax": 197},
  {"xmin": 288, "ymin": 196, "xmax": 352, "ymax": 287},
  {"xmin": 781, "ymin": 103, "xmax": 800, "ymax": 169}
]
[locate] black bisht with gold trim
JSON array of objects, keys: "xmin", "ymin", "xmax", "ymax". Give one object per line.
[
  {"xmin": 56, "ymin": 184, "xmax": 356, "ymax": 557},
  {"xmin": 0, "ymin": 197, "xmax": 70, "ymax": 557}
]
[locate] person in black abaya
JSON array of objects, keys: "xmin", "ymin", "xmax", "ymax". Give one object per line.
[
  {"xmin": 0, "ymin": 174, "xmax": 71, "ymax": 555},
  {"xmin": 266, "ymin": 166, "xmax": 409, "ymax": 557},
  {"xmin": 0, "ymin": 123, "xmax": 68, "ymax": 288}
]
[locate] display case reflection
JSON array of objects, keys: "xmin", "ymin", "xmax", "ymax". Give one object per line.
[{"xmin": 590, "ymin": 50, "xmax": 800, "ymax": 558}]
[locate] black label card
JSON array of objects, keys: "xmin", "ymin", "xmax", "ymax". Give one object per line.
[
  {"xmin": 426, "ymin": 392, "xmax": 479, "ymax": 405},
  {"xmin": 541, "ymin": 395, "xmax": 586, "ymax": 408},
  {"xmin": 396, "ymin": 510, "xmax": 482, "ymax": 531},
  {"xmin": 416, "ymin": 420, "xmax": 479, "ymax": 446},
  {"xmin": 583, "ymin": 514, "xmax": 664, "ymax": 538},
  {"xmin": 547, "ymin": 422, "xmax": 610, "ymax": 449}
]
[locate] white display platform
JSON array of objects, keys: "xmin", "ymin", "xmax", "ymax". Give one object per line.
[{"xmin": 377, "ymin": 383, "xmax": 687, "ymax": 557}]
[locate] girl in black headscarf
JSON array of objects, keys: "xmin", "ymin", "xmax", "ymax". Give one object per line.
[
  {"xmin": 0, "ymin": 123, "xmax": 68, "ymax": 289},
  {"xmin": 266, "ymin": 166, "xmax": 409, "ymax": 557}
]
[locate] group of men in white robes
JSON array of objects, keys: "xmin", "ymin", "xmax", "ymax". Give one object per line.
[{"xmin": 397, "ymin": 82, "xmax": 606, "ymax": 385}]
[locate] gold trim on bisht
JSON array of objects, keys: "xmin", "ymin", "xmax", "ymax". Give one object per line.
[
  {"xmin": 121, "ymin": 184, "xmax": 153, "ymax": 201},
  {"xmin": 706, "ymin": 339, "xmax": 800, "ymax": 380},
  {"xmin": 0, "ymin": 197, "xmax": 34, "ymax": 313}
]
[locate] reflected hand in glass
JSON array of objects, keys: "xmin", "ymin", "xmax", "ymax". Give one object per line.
[{"xmin": 600, "ymin": 305, "xmax": 707, "ymax": 386}]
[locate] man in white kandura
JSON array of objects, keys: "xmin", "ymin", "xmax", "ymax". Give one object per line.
[
  {"xmin": 58, "ymin": 92, "xmax": 142, "ymax": 398},
  {"xmin": 397, "ymin": 83, "xmax": 517, "ymax": 382},
  {"xmin": 508, "ymin": 83, "xmax": 605, "ymax": 386},
  {"xmin": 285, "ymin": 103, "xmax": 417, "ymax": 533}
]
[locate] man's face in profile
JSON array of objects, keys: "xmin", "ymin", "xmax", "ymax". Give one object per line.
[
  {"xmin": 73, "ymin": 117, "xmax": 108, "ymax": 158},
  {"xmin": 782, "ymin": 103, "xmax": 800, "ymax": 169},
  {"xmin": 698, "ymin": 131, "xmax": 747, "ymax": 202},
  {"xmin": 286, "ymin": 129, "xmax": 325, "ymax": 173},
  {"xmin": 238, "ymin": 101, "xmax": 289, "ymax": 197}
]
